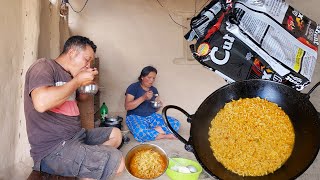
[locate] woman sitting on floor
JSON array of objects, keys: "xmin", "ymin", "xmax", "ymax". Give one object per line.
[{"xmin": 124, "ymin": 66, "xmax": 180, "ymax": 142}]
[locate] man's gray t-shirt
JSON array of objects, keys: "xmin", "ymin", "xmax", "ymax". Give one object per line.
[{"xmin": 24, "ymin": 58, "xmax": 81, "ymax": 163}]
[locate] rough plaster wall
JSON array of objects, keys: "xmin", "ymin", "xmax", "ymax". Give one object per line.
[
  {"xmin": 60, "ymin": 18, "xmax": 71, "ymax": 52},
  {"xmin": 38, "ymin": 1, "xmax": 52, "ymax": 59},
  {"xmin": 17, "ymin": 0, "xmax": 67, "ymax": 167},
  {"xmin": 0, "ymin": 0, "xmax": 23, "ymax": 172},
  {"xmin": 14, "ymin": 0, "xmax": 41, "ymax": 168},
  {"xmin": 0, "ymin": 0, "xmax": 69, "ymax": 176},
  {"xmin": 38, "ymin": 0, "xmax": 61, "ymax": 59},
  {"xmin": 69, "ymin": 0, "xmax": 227, "ymax": 119}
]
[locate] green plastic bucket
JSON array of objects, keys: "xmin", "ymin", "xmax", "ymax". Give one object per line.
[{"xmin": 166, "ymin": 158, "xmax": 203, "ymax": 180}]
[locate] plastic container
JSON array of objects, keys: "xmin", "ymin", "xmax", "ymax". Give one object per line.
[
  {"xmin": 100, "ymin": 102, "xmax": 108, "ymax": 123},
  {"xmin": 166, "ymin": 158, "xmax": 202, "ymax": 180}
]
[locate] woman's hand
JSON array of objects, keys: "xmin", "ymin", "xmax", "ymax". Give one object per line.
[{"xmin": 143, "ymin": 90, "xmax": 153, "ymax": 101}]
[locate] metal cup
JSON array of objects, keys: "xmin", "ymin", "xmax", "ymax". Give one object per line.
[{"xmin": 78, "ymin": 84, "xmax": 98, "ymax": 95}]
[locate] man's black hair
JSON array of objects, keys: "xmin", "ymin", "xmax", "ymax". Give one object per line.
[{"xmin": 62, "ymin": 35, "xmax": 97, "ymax": 54}]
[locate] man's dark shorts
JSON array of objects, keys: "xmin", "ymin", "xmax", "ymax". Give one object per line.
[{"xmin": 39, "ymin": 127, "xmax": 122, "ymax": 179}]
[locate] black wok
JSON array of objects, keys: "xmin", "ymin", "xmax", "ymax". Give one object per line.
[{"xmin": 162, "ymin": 79, "xmax": 320, "ymax": 180}]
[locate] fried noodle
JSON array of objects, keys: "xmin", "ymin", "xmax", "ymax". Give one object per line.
[{"xmin": 208, "ymin": 97, "xmax": 295, "ymax": 176}]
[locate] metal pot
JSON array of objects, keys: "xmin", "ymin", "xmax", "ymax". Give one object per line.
[
  {"xmin": 101, "ymin": 116, "xmax": 123, "ymax": 129},
  {"xmin": 162, "ymin": 79, "xmax": 320, "ymax": 180}
]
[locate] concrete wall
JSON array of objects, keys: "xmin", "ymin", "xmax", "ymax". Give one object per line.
[
  {"xmin": 69, "ymin": 0, "xmax": 227, "ymax": 119},
  {"xmin": 14, "ymin": 0, "xmax": 41, "ymax": 171},
  {"xmin": 0, "ymin": 0, "xmax": 68, "ymax": 177},
  {"xmin": 0, "ymin": 0, "xmax": 24, "ymax": 172}
]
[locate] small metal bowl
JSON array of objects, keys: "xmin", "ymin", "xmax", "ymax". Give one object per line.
[
  {"xmin": 150, "ymin": 101, "xmax": 162, "ymax": 108},
  {"xmin": 78, "ymin": 84, "xmax": 98, "ymax": 95}
]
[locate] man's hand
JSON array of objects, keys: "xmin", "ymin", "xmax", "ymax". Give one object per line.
[{"xmin": 75, "ymin": 68, "xmax": 98, "ymax": 87}]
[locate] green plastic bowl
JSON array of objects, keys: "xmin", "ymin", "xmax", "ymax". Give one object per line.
[{"xmin": 166, "ymin": 158, "xmax": 203, "ymax": 180}]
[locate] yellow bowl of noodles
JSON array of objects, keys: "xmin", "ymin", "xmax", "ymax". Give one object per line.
[{"xmin": 125, "ymin": 143, "xmax": 169, "ymax": 179}]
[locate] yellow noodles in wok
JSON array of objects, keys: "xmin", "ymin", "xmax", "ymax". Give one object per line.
[
  {"xmin": 208, "ymin": 97, "xmax": 295, "ymax": 176},
  {"xmin": 129, "ymin": 149, "xmax": 167, "ymax": 179}
]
